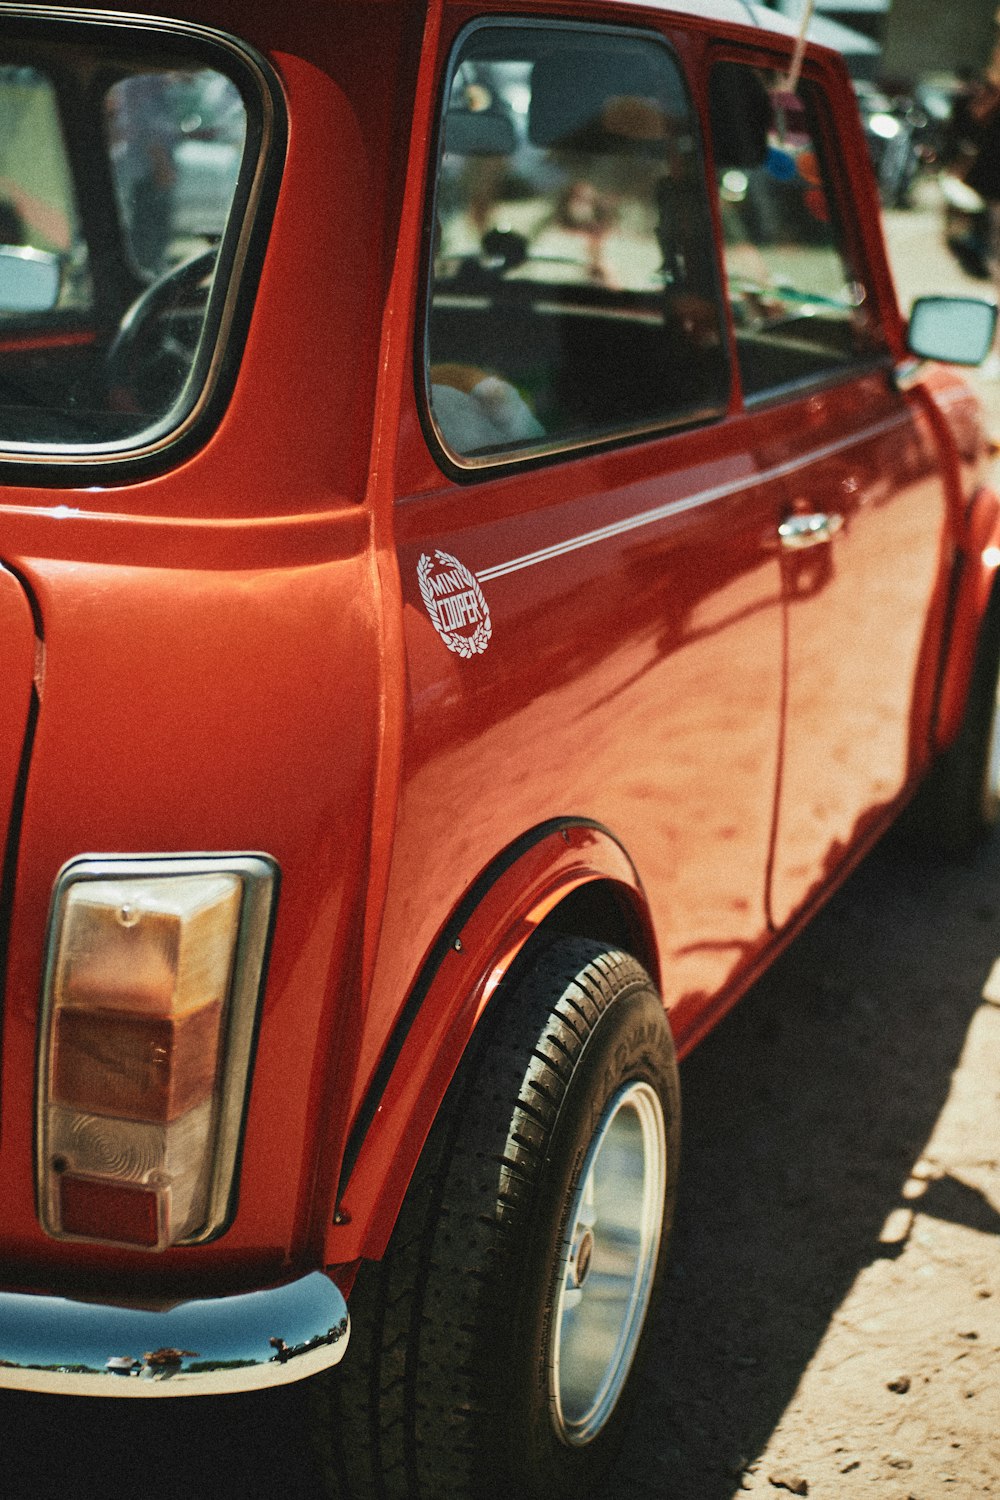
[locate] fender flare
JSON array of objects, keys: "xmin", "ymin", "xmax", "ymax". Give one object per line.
[
  {"xmin": 325, "ymin": 819, "xmax": 655, "ymax": 1263},
  {"xmin": 935, "ymin": 482, "xmax": 1000, "ymax": 752}
]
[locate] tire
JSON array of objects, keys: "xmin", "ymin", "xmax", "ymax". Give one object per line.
[
  {"xmin": 310, "ymin": 937, "xmax": 680, "ymax": 1500},
  {"xmin": 911, "ymin": 593, "xmax": 1000, "ymax": 858}
]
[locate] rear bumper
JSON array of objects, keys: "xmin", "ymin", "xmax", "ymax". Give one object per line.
[{"xmin": 0, "ymin": 1270, "xmax": 349, "ymax": 1396}]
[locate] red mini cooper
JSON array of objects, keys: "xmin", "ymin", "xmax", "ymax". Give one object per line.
[{"xmin": 0, "ymin": 1, "xmax": 996, "ymax": 1496}]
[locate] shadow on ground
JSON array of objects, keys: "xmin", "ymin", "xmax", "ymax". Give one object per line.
[{"xmin": 0, "ymin": 828, "xmax": 996, "ymax": 1499}]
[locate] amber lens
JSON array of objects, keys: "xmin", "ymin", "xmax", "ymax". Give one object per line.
[{"xmin": 52, "ymin": 1002, "xmax": 223, "ymax": 1121}]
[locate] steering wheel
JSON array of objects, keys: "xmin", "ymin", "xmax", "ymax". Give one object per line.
[{"xmin": 105, "ymin": 247, "xmax": 217, "ymax": 413}]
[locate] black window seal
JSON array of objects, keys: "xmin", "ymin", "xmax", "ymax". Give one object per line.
[{"xmin": 741, "ymin": 349, "xmax": 897, "ymax": 410}]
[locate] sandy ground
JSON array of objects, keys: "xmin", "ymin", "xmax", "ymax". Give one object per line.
[{"xmin": 1, "ymin": 182, "xmax": 998, "ymax": 1500}]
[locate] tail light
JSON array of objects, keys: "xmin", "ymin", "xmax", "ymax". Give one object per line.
[{"xmin": 37, "ymin": 855, "xmax": 277, "ymax": 1250}]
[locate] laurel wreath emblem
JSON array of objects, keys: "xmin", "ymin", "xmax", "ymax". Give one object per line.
[{"xmin": 417, "ymin": 550, "xmax": 492, "ymax": 658}]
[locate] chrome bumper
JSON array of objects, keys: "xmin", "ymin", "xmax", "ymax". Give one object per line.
[{"xmin": 0, "ymin": 1270, "xmax": 349, "ymax": 1396}]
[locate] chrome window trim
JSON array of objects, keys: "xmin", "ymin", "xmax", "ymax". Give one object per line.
[
  {"xmin": 430, "ymin": 401, "xmax": 731, "ymax": 473},
  {"xmin": 741, "ymin": 351, "xmax": 891, "ymax": 409}
]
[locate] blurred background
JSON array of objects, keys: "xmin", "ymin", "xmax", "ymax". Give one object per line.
[{"xmin": 763, "ymin": 1, "xmax": 1000, "ymax": 433}]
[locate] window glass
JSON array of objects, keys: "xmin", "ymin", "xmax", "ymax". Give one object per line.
[
  {"xmin": 426, "ymin": 25, "xmax": 729, "ymax": 465},
  {"xmin": 0, "ymin": 31, "xmax": 261, "ymax": 461},
  {"xmin": 708, "ymin": 62, "xmax": 884, "ymax": 397},
  {"xmin": 106, "ymin": 71, "xmax": 246, "ymax": 280}
]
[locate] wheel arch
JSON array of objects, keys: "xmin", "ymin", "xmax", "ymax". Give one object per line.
[{"xmin": 325, "ymin": 819, "xmax": 658, "ymax": 1264}]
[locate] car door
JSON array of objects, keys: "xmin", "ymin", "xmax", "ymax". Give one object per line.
[
  {"xmin": 707, "ymin": 54, "xmax": 953, "ymax": 929},
  {"xmin": 364, "ymin": 15, "xmax": 789, "ymax": 1077}
]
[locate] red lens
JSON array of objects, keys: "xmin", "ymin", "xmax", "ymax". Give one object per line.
[{"xmin": 59, "ymin": 1174, "xmax": 161, "ymax": 1248}]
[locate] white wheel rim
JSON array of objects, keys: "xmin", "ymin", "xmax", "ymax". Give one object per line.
[
  {"xmin": 549, "ymin": 1080, "xmax": 667, "ymax": 1446},
  {"xmin": 985, "ymin": 671, "xmax": 1000, "ymax": 816}
]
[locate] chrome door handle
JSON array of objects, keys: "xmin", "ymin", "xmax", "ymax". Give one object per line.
[{"xmin": 778, "ymin": 512, "xmax": 844, "ymax": 550}]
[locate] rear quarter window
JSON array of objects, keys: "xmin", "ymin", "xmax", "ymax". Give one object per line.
[{"xmin": 105, "ymin": 69, "xmax": 247, "ymax": 282}]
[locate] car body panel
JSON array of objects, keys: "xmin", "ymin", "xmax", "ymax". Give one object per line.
[
  {"xmin": 0, "ymin": 563, "xmax": 37, "ymax": 902},
  {"xmin": 365, "ymin": 413, "xmax": 786, "ymax": 1122},
  {"xmin": 329, "ymin": 820, "xmax": 652, "ymax": 1261},
  {"xmin": 0, "ymin": 546, "xmax": 385, "ymax": 1285},
  {"xmin": 769, "ymin": 372, "xmax": 953, "ymax": 926}
]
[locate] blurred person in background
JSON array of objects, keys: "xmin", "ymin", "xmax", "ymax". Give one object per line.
[{"xmin": 948, "ymin": 26, "xmax": 1000, "ymax": 275}]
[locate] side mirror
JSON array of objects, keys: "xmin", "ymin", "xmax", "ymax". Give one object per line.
[
  {"xmin": 907, "ymin": 294, "xmax": 998, "ymax": 367},
  {"xmin": 0, "ymin": 245, "xmax": 61, "ymax": 314}
]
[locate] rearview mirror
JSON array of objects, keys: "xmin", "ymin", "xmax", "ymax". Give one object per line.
[
  {"xmin": 0, "ymin": 245, "xmax": 61, "ymax": 313},
  {"xmin": 907, "ymin": 295, "xmax": 998, "ymax": 367}
]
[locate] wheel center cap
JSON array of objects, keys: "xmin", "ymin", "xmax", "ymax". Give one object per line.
[{"xmin": 569, "ymin": 1226, "xmax": 595, "ymax": 1290}]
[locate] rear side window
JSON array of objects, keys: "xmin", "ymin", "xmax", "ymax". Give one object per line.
[
  {"xmin": 424, "ymin": 23, "xmax": 729, "ymax": 467},
  {"xmin": 0, "ymin": 21, "xmax": 277, "ymax": 472},
  {"xmin": 708, "ymin": 61, "xmax": 886, "ymax": 398}
]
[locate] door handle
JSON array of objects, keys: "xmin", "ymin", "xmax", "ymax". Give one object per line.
[{"xmin": 778, "ymin": 512, "xmax": 844, "ymax": 551}]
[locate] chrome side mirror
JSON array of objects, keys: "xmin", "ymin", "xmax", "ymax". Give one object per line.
[{"xmin": 907, "ymin": 294, "xmax": 998, "ymax": 367}]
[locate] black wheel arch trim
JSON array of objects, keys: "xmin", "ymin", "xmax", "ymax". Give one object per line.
[{"xmin": 335, "ymin": 817, "xmax": 647, "ymax": 1207}]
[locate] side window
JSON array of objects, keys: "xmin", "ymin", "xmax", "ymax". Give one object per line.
[
  {"xmin": 708, "ymin": 62, "xmax": 885, "ymax": 398},
  {"xmin": 0, "ymin": 26, "xmax": 271, "ymax": 469},
  {"xmin": 425, "ymin": 25, "xmax": 729, "ymax": 466}
]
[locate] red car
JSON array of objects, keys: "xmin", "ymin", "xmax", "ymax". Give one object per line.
[{"xmin": 0, "ymin": 1, "xmax": 996, "ymax": 1496}]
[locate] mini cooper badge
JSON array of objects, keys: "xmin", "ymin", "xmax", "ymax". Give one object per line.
[{"xmin": 417, "ymin": 550, "xmax": 492, "ymax": 658}]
